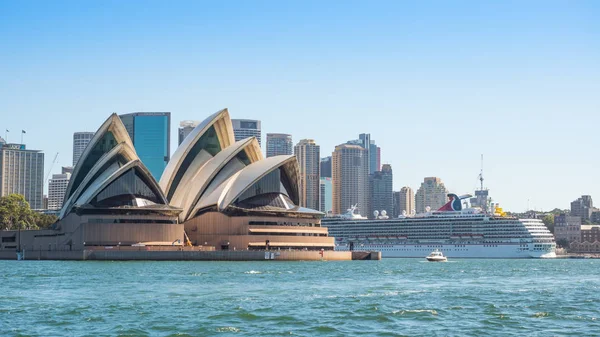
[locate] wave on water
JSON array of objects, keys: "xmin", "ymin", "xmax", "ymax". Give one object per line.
[
  {"xmin": 314, "ymin": 289, "xmax": 425, "ymax": 300},
  {"xmin": 4, "ymin": 259, "xmax": 600, "ymax": 336},
  {"xmin": 393, "ymin": 309, "xmax": 438, "ymax": 316}
]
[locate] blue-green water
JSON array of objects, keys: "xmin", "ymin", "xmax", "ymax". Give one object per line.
[{"xmin": 1, "ymin": 259, "xmax": 598, "ymax": 336}]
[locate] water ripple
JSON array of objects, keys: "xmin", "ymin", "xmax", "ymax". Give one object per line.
[{"xmin": 1, "ymin": 259, "xmax": 600, "ymax": 336}]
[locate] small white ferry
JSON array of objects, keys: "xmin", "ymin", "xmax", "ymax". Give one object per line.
[{"xmin": 426, "ymin": 249, "xmax": 447, "ymax": 262}]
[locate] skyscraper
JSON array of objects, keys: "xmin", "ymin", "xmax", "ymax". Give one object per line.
[
  {"xmin": 320, "ymin": 177, "xmax": 333, "ymax": 214},
  {"xmin": 395, "ymin": 186, "xmax": 415, "ymax": 217},
  {"xmin": 294, "ymin": 139, "xmax": 320, "ymax": 210},
  {"xmin": 0, "ymin": 143, "xmax": 44, "ymax": 209},
  {"xmin": 358, "ymin": 133, "xmax": 372, "ymax": 174},
  {"xmin": 231, "ymin": 119, "xmax": 261, "ymax": 146},
  {"xmin": 369, "ymin": 141, "xmax": 380, "ymax": 174},
  {"xmin": 320, "ymin": 156, "xmax": 332, "ymax": 178},
  {"xmin": 48, "ymin": 173, "xmax": 70, "ymax": 210},
  {"xmin": 415, "ymin": 177, "xmax": 449, "ymax": 213},
  {"xmin": 73, "ymin": 132, "xmax": 94, "ymax": 166},
  {"xmin": 119, "ymin": 112, "xmax": 171, "ymax": 180},
  {"xmin": 571, "ymin": 195, "xmax": 594, "ymax": 223},
  {"xmin": 178, "ymin": 120, "xmax": 199, "ymax": 145},
  {"xmin": 332, "ymin": 144, "xmax": 368, "ymax": 216},
  {"xmin": 267, "ymin": 133, "xmax": 293, "ymax": 157},
  {"xmin": 350, "ymin": 133, "xmax": 380, "ymax": 174},
  {"xmin": 369, "ymin": 164, "xmax": 393, "ymax": 218}
]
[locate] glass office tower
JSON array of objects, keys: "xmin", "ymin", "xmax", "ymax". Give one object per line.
[{"xmin": 120, "ymin": 112, "xmax": 170, "ymax": 180}]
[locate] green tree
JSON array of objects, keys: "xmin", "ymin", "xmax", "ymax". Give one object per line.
[
  {"xmin": 34, "ymin": 213, "xmax": 58, "ymax": 229},
  {"xmin": 0, "ymin": 194, "xmax": 55, "ymax": 230},
  {"xmin": 549, "ymin": 208, "xmax": 568, "ymax": 215},
  {"xmin": 542, "ymin": 214, "xmax": 555, "ymax": 234}
]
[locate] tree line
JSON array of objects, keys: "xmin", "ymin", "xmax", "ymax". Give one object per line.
[{"xmin": 0, "ymin": 194, "xmax": 58, "ymax": 231}]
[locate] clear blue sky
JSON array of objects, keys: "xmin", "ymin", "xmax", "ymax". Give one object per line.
[{"xmin": 1, "ymin": 0, "xmax": 598, "ymax": 211}]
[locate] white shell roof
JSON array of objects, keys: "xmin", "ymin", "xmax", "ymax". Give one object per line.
[
  {"xmin": 58, "ymin": 109, "xmax": 316, "ymax": 222},
  {"xmin": 64, "ymin": 114, "xmax": 134, "ymax": 202},
  {"xmin": 59, "ymin": 142, "xmax": 137, "ymax": 219},
  {"xmin": 217, "ymin": 155, "xmax": 299, "ymax": 211},
  {"xmin": 74, "ymin": 159, "xmax": 168, "ymax": 207},
  {"xmin": 177, "ymin": 137, "xmax": 262, "ymax": 222},
  {"xmin": 58, "ymin": 114, "xmax": 169, "ymax": 219},
  {"xmin": 159, "ymin": 108, "xmax": 234, "ymax": 199},
  {"xmin": 188, "ymin": 156, "xmax": 299, "ymax": 217}
]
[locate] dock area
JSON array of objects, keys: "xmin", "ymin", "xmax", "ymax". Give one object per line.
[
  {"xmin": 555, "ymin": 254, "xmax": 600, "ymax": 259},
  {"xmin": 0, "ymin": 247, "xmax": 381, "ymax": 261}
]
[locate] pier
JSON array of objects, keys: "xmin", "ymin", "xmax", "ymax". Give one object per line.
[{"xmin": 0, "ymin": 247, "xmax": 381, "ymax": 261}]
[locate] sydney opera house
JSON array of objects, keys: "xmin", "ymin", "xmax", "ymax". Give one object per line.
[{"xmin": 0, "ymin": 109, "xmax": 340, "ymax": 259}]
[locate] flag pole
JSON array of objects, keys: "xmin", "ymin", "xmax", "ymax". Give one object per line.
[{"xmin": 21, "ymin": 131, "xmax": 24, "ymax": 144}]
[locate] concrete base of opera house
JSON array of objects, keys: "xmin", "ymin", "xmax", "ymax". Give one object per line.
[{"xmin": 0, "ymin": 248, "xmax": 381, "ymax": 261}]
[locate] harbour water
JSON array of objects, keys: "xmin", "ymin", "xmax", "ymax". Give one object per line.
[{"xmin": 1, "ymin": 259, "xmax": 599, "ymax": 336}]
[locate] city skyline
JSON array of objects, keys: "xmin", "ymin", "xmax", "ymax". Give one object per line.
[{"xmin": 1, "ymin": 1, "xmax": 598, "ymax": 211}]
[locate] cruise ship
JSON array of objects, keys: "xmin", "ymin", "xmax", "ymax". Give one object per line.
[{"xmin": 322, "ymin": 194, "xmax": 556, "ymax": 258}]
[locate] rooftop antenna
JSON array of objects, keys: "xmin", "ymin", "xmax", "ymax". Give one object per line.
[{"xmin": 478, "ymin": 154, "xmax": 484, "ymax": 191}]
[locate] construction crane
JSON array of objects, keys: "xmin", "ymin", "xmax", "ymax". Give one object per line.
[
  {"xmin": 44, "ymin": 152, "xmax": 59, "ymax": 183},
  {"xmin": 184, "ymin": 231, "xmax": 193, "ymax": 247}
]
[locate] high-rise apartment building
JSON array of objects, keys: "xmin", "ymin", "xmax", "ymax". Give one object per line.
[
  {"xmin": 369, "ymin": 142, "xmax": 380, "ymax": 173},
  {"xmin": 415, "ymin": 177, "xmax": 448, "ymax": 213},
  {"xmin": 120, "ymin": 112, "xmax": 171, "ymax": 180},
  {"xmin": 267, "ymin": 133, "xmax": 293, "ymax": 157},
  {"xmin": 320, "ymin": 177, "xmax": 333, "ymax": 214},
  {"xmin": 73, "ymin": 132, "xmax": 94, "ymax": 166},
  {"xmin": 369, "ymin": 164, "xmax": 393, "ymax": 218},
  {"xmin": 48, "ymin": 173, "xmax": 71, "ymax": 210},
  {"xmin": 231, "ymin": 119, "xmax": 261, "ymax": 146},
  {"xmin": 294, "ymin": 139, "xmax": 320, "ymax": 210},
  {"xmin": 320, "ymin": 157, "xmax": 332, "ymax": 178},
  {"xmin": 332, "ymin": 144, "xmax": 368, "ymax": 216},
  {"xmin": 571, "ymin": 195, "xmax": 594, "ymax": 223},
  {"xmin": 358, "ymin": 133, "xmax": 372, "ymax": 174},
  {"xmin": 178, "ymin": 120, "xmax": 199, "ymax": 145},
  {"xmin": 395, "ymin": 186, "xmax": 415, "ymax": 217},
  {"xmin": 351, "ymin": 134, "xmax": 379, "ymax": 174},
  {"xmin": 0, "ymin": 143, "xmax": 44, "ymax": 209}
]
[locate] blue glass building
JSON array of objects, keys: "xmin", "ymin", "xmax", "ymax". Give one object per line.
[
  {"xmin": 320, "ymin": 177, "xmax": 333, "ymax": 214},
  {"xmin": 120, "ymin": 112, "xmax": 170, "ymax": 180}
]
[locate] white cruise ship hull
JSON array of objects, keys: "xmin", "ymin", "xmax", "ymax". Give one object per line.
[{"xmin": 335, "ymin": 243, "xmax": 556, "ymax": 259}]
